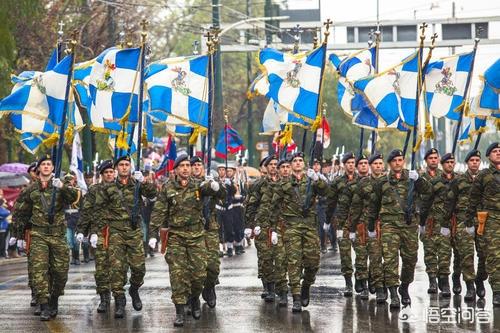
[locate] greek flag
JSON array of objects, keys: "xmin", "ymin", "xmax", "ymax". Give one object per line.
[
  {"xmin": 88, "ymin": 47, "xmax": 141, "ymax": 132},
  {"xmin": 354, "ymin": 52, "xmax": 419, "ymax": 127},
  {"xmin": 70, "ymin": 132, "xmax": 88, "ymax": 193},
  {"xmin": 255, "ymin": 45, "xmax": 326, "ymax": 122},
  {"xmin": 469, "ymin": 94, "xmax": 500, "ymax": 119},
  {"xmin": 73, "ymin": 60, "xmax": 93, "ymax": 110},
  {"xmin": 145, "ymin": 55, "xmax": 209, "ymax": 128},
  {"xmin": 459, "ymin": 116, "xmax": 487, "ymax": 142},
  {"xmin": 424, "ymin": 52, "xmax": 473, "ymax": 120},
  {"xmin": 479, "ymin": 58, "xmax": 500, "ymax": 110},
  {"xmin": 352, "ymin": 107, "xmax": 407, "ymax": 131}
]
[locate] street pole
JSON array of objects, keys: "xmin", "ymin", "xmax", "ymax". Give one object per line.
[{"xmin": 246, "ymin": 0, "xmax": 254, "ymax": 166}]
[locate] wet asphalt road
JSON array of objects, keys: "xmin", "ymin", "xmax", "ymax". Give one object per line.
[{"xmin": 0, "ymin": 244, "xmax": 500, "ymax": 333}]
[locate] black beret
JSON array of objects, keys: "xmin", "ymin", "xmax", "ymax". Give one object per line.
[
  {"xmin": 84, "ymin": 171, "xmax": 94, "ymax": 178},
  {"xmin": 355, "ymin": 154, "xmax": 368, "ymax": 166},
  {"xmin": 27, "ymin": 162, "xmax": 37, "ymax": 173},
  {"xmin": 263, "ymin": 155, "xmax": 278, "ymax": 167},
  {"xmin": 387, "ymin": 149, "xmax": 404, "ymax": 163},
  {"xmin": 291, "ymin": 152, "xmax": 304, "ymax": 160},
  {"xmin": 313, "ymin": 158, "xmax": 321, "ymax": 164},
  {"xmin": 464, "ymin": 149, "xmax": 481, "ymax": 162},
  {"xmin": 278, "ymin": 159, "xmax": 290, "ymax": 167},
  {"xmin": 321, "ymin": 159, "xmax": 332, "ymax": 167},
  {"xmin": 190, "ymin": 156, "xmax": 203, "ymax": 165},
  {"xmin": 259, "ymin": 156, "xmax": 268, "ymax": 167},
  {"xmin": 173, "ymin": 154, "xmax": 189, "ymax": 169},
  {"xmin": 37, "ymin": 155, "xmax": 52, "ymax": 168},
  {"xmin": 98, "ymin": 160, "xmax": 114, "ymax": 174},
  {"xmin": 114, "ymin": 154, "xmax": 131, "ymax": 167},
  {"xmin": 341, "ymin": 152, "xmax": 355, "ymax": 164},
  {"xmin": 368, "ymin": 153, "xmax": 383, "ymax": 164},
  {"xmin": 424, "ymin": 148, "xmax": 439, "ymax": 160},
  {"xmin": 486, "ymin": 142, "xmax": 500, "ymax": 157},
  {"xmin": 440, "ymin": 153, "xmax": 455, "ymax": 164}
]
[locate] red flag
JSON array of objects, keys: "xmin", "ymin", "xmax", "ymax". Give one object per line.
[{"xmin": 316, "ymin": 116, "xmax": 331, "ymax": 148}]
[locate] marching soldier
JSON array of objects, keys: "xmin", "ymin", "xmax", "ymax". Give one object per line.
[
  {"xmin": 150, "ymin": 154, "xmax": 223, "ymax": 327},
  {"xmin": 366, "ymin": 149, "xmax": 432, "ymax": 308},
  {"xmin": 11, "ymin": 155, "xmax": 80, "ymax": 321},
  {"xmin": 94, "ymin": 155, "xmax": 157, "ymax": 318},
  {"xmin": 466, "ymin": 142, "xmax": 500, "ymax": 306},
  {"xmin": 270, "ymin": 152, "xmax": 328, "ymax": 313},
  {"xmin": 226, "ymin": 162, "xmax": 246, "ymax": 255},
  {"xmin": 216, "ymin": 163, "xmax": 227, "ymax": 256}
]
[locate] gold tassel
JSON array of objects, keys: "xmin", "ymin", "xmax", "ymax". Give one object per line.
[
  {"xmin": 463, "ymin": 100, "xmax": 470, "ymax": 117},
  {"xmin": 278, "ymin": 124, "xmax": 293, "ymax": 146},
  {"xmin": 413, "ymin": 134, "xmax": 423, "ymax": 152},
  {"xmin": 189, "ymin": 126, "xmax": 207, "ymax": 145},
  {"xmin": 141, "ymin": 130, "xmax": 148, "ymax": 147},
  {"xmin": 423, "ymin": 122, "xmax": 434, "ymax": 140},
  {"xmin": 116, "ymin": 131, "xmax": 129, "ymax": 150},
  {"xmin": 64, "ymin": 125, "xmax": 74, "ymax": 145},
  {"xmin": 310, "ymin": 116, "xmax": 322, "ymax": 132},
  {"xmin": 42, "ymin": 133, "xmax": 59, "ymax": 148},
  {"xmin": 246, "ymin": 91, "xmax": 255, "ymax": 100}
]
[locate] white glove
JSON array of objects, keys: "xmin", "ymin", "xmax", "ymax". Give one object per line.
[
  {"xmin": 466, "ymin": 226, "xmax": 475, "ymax": 236},
  {"xmin": 76, "ymin": 233, "xmax": 84, "ymax": 243},
  {"xmin": 306, "ymin": 168, "xmax": 319, "ymax": 181},
  {"xmin": 133, "ymin": 171, "xmax": 144, "ymax": 183},
  {"xmin": 210, "ymin": 181, "xmax": 220, "ymax": 192},
  {"xmin": 205, "ymin": 175, "xmax": 214, "ymax": 182},
  {"xmin": 318, "ymin": 173, "xmax": 327, "ymax": 182},
  {"xmin": 409, "ymin": 170, "xmax": 419, "ymax": 181},
  {"xmin": 271, "ymin": 231, "xmax": 278, "ymax": 245},
  {"xmin": 349, "ymin": 232, "xmax": 356, "ymax": 241},
  {"xmin": 323, "ymin": 223, "xmax": 330, "ymax": 232},
  {"xmin": 440, "ymin": 227, "xmax": 450, "ymax": 237},
  {"xmin": 90, "ymin": 234, "xmax": 98, "ymax": 248},
  {"xmin": 368, "ymin": 231, "xmax": 377, "ymax": 239},
  {"xmin": 234, "ymin": 194, "xmax": 242, "ymax": 200},
  {"xmin": 148, "ymin": 238, "xmax": 157, "ymax": 249},
  {"xmin": 17, "ymin": 239, "xmax": 24, "ymax": 250},
  {"xmin": 336, "ymin": 230, "xmax": 343, "ymax": 239},
  {"xmin": 8, "ymin": 237, "xmax": 16, "ymax": 246},
  {"xmin": 244, "ymin": 228, "xmax": 252, "ymax": 238},
  {"xmin": 52, "ymin": 178, "xmax": 63, "ymax": 189},
  {"xmin": 254, "ymin": 226, "xmax": 261, "ymax": 236},
  {"xmin": 419, "ymin": 225, "xmax": 426, "ymax": 236},
  {"xmin": 224, "ymin": 178, "xmax": 231, "ymax": 186}
]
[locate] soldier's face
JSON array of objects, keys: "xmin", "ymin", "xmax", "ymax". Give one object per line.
[
  {"xmin": 357, "ymin": 160, "xmax": 369, "ymax": 175},
  {"xmin": 116, "ymin": 161, "xmax": 131, "ymax": 177},
  {"xmin": 490, "ymin": 147, "xmax": 500, "ymax": 165},
  {"xmin": 226, "ymin": 168, "xmax": 235, "ymax": 178},
  {"xmin": 267, "ymin": 160, "xmax": 278, "ymax": 175},
  {"xmin": 192, "ymin": 162, "xmax": 204, "ymax": 177},
  {"xmin": 39, "ymin": 160, "xmax": 54, "ymax": 177},
  {"xmin": 467, "ymin": 156, "xmax": 481, "ymax": 172},
  {"xmin": 344, "ymin": 159, "xmax": 355, "ymax": 173},
  {"xmin": 425, "ymin": 153, "xmax": 439, "ymax": 169},
  {"xmin": 102, "ymin": 169, "xmax": 115, "ymax": 183},
  {"xmin": 389, "ymin": 156, "xmax": 404, "ymax": 172},
  {"xmin": 370, "ymin": 160, "xmax": 384, "ymax": 175},
  {"xmin": 217, "ymin": 168, "xmax": 226, "ymax": 178},
  {"xmin": 322, "ymin": 165, "xmax": 331, "ymax": 174},
  {"xmin": 175, "ymin": 161, "xmax": 191, "ymax": 179},
  {"xmin": 313, "ymin": 162, "xmax": 321, "ymax": 172},
  {"xmin": 442, "ymin": 159, "xmax": 455, "ymax": 173},
  {"xmin": 279, "ymin": 163, "xmax": 291, "ymax": 177},
  {"xmin": 291, "ymin": 157, "xmax": 304, "ymax": 172}
]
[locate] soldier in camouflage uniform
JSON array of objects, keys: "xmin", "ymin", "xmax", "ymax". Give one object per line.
[
  {"xmin": 270, "ymin": 152, "xmax": 327, "ymax": 313},
  {"xmin": 366, "ymin": 149, "xmax": 432, "ymax": 308},
  {"xmin": 150, "ymin": 154, "xmax": 224, "ymax": 327},
  {"xmin": 77, "ymin": 160, "xmax": 116, "ymax": 313},
  {"xmin": 326, "ymin": 152, "xmax": 357, "ymax": 297},
  {"xmin": 466, "ymin": 142, "xmax": 500, "ymax": 306},
  {"xmin": 94, "ymin": 155, "xmax": 157, "ymax": 318},
  {"xmin": 419, "ymin": 148, "xmax": 442, "ymax": 294},
  {"xmin": 443, "ymin": 150, "xmax": 482, "ymax": 301},
  {"xmin": 11, "ymin": 156, "xmax": 80, "ymax": 321}
]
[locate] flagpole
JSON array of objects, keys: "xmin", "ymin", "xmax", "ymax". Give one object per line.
[
  {"xmin": 51, "ymin": 22, "xmax": 65, "ymax": 164},
  {"xmin": 48, "ymin": 31, "xmax": 77, "ymax": 224},
  {"xmin": 358, "ymin": 128, "xmax": 364, "ymax": 155},
  {"xmin": 371, "ymin": 28, "xmax": 381, "ymax": 154},
  {"xmin": 474, "ymin": 132, "xmax": 482, "ymax": 150},
  {"xmin": 321, "ymin": 103, "xmax": 326, "ymax": 161},
  {"xmin": 189, "ymin": 41, "xmax": 200, "ymax": 158},
  {"xmin": 205, "ymin": 30, "xmax": 217, "ymax": 174},
  {"xmin": 133, "ymin": 19, "xmax": 148, "ymax": 170},
  {"xmin": 451, "ymin": 38, "xmax": 480, "ymax": 155},
  {"xmin": 224, "ymin": 109, "xmax": 229, "ymax": 170}
]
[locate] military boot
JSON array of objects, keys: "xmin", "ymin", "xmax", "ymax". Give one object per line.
[
  {"xmin": 452, "ymin": 273, "xmax": 462, "ymax": 295},
  {"xmin": 439, "ymin": 276, "xmax": 451, "ymax": 298},
  {"xmin": 34, "ymin": 305, "xmax": 42, "ymax": 316},
  {"xmin": 464, "ymin": 281, "xmax": 476, "ymax": 302},
  {"xmin": 82, "ymin": 243, "xmax": 90, "ymax": 263},
  {"xmin": 301, "ymin": 284, "xmax": 310, "ymax": 307},
  {"xmin": 388, "ymin": 286, "xmax": 400, "ymax": 309},
  {"xmin": 174, "ymin": 304, "xmax": 185, "ymax": 327},
  {"xmin": 40, "ymin": 303, "xmax": 50, "ymax": 321},
  {"xmin": 97, "ymin": 292, "xmax": 110, "ymax": 313},
  {"xmin": 343, "ymin": 276, "xmax": 353, "ymax": 297},
  {"xmin": 278, "ymin": 291, "xmax": 288, "ymax": 307},
  {"xmin": 354, "ymin": 278, "xmax": 363, "ymax": 293},
  {"xmin": 291, "ymin": 294, "xmax": 302, "ymax": 313},
  {"xmin": 30, "ymin": 288, "xmax": 37, "ymax": 307},
  {"xmin": 114, "ymin": 294, "xmax": 126, "ymax": 318},
  {"xmin": 205, "ymin": 287, "xmax": 216, "ymax": 308},
  {"xmin": 368, "ymin": 275, "xmax": 376, "ymax": 294},
  {"xmin": 265, "ymin": 282, "xmax": 276, "ymax": 303},
  {"xmin": 476, "ymin": 278, "xmax": 486, "ymax": 298},
  {"xmin": 493, "ymin": 292, "xmax": 500, "ymax": 307},
  {"xmin": 227, "ymin": 247, "xmax": 233, "ymax": 257},
  {"xmin": 398, "ymin": 283, "xmax": 411, "ymax": 306},
  {"xmin": 191, "ymin": 297, "xmax": 201, "ymax": 319},
  {"xmin": 376, "ymin": 287, "xmax": 386, "ymax": 304},
  {"xmin": 261, "ymin": 280, "xmax": 268, "ymax": 299},
  {"xmin": 48, "ymin": 295, "xmax": 59, "ymax": 318},
  {"xmin": 427, "ymin": 275, "xmax": 438, "ymax": 294},
  {"xmin": 359, "ymin": 279, "xmax": 369, "ymax": 300},
  {"xmin": 129, "ymin": 285, "xmax": 142, "ymax": 311}
]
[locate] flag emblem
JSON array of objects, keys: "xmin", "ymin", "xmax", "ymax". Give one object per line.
[
  {"xmin": 285, "ymin": 60, "xmax": 302, "ymax": 88},
  {"xmin": 435, "ymin": 67, "xmax": 457, "ymax": 96},
  {"xmin": 96, "ymin": 59, "xmax": 116, "ymax": 91},
  {"xmin": 171, "ymin": 66, "xmax": 191, "ymax": 96}
]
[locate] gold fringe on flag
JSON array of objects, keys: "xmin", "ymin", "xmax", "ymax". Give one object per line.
[
  {"xmin": 116, "ymin": 130, "xmax": 129, "ymax": 150},
  {"xmin": 310, "ymin": 116, "xmax": 322, "ymax": 132},
  {"xmin": 277, "ymin": 124, "xmax": 293, "ymax": 146},
  {"xmin": 424, "ymin": 122, "xmax": 434, "ymax": 140},
  {"xmin": 189, "ymin": 126, "xmax": 207, "ymax": 145}
]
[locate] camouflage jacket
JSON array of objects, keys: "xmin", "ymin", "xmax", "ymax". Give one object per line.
[
  {"xmin": 466, "ymin": 163, "xmax": 500, "ymax": 226},
  {"xmin": 253, "ymin": 177, "xmax": 281, "ymax": 229},
  {"xmin": 11, "ymin": 186, "xmax": 32, "ymax": 238},
  {"xmin": 94, "ymin": 178, "xmax": 157, "ymax": 231},
  {"xmin": 270, "ymin": 174, "xmax": 327, "ymax": 225},
  {"xmin": 444, "ymin": 169, "xmax": 476, "ymax": 227},
  {"xmin": 14, "ymin": 178, "xmax": 80, "ymax": 231},
  {"xmin": 366, "ymin": 169, "xmax": 432, "ymax": 231},
  {"xmin": 245, "ymin": 177, "xmax": 266, "ymax": 227},
  {"xmin": 78, "ymin": 182, "xmax": 103, "ymax": 235},
  {"xmin": 150, "ymin": 177, "xmax": 224, "ymax": 239},
  {"xmin": 350, "ymin": 173, "xmax": 384, "ymax": 230},
  {"xmin": 428, "ymin": 171, "xmax": 458, "ymax": 227},
  {"xmin": 325, "ymin": 173, "xmax": 357, "ymax": 226}
]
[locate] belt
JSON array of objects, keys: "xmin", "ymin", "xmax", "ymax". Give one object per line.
[
  {"xmin": 170, "ymin": 224, "xmax": 204, "ymax": 232},
  {"xmin": 31, "ymin": 224, "xmax": 66, "ymax": 235},
  {"xmin": 228, "ymin": 203, "xmax": 244, "ymax": 209},
  {"xmin": 215, "ymin": 205, "xmax": 226, "ymax": 211}
]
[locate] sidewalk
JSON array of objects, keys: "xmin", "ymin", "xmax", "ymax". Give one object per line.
[{"xmin": 0, "ymin": 256, "xmax": 27, "ymax": 266}]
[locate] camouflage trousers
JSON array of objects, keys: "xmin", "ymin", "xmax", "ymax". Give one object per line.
[
  {"xmin": 166, "ymin": 233, "xmax": 208, "ymax": 304},
  {"xmin": 353, "ymin": 223, "xmax": 383, "ymax": 288},
  {"xmin": 28, "ymin": 250, "xmax": 34, "ymax": 291},
  {"xmin": 256, "ymin": 226, "xmax": 287, "ymax": 293},
  {"xmin": 381, "ymin": 223, "xmax": 418, "ymax": 287},
  {"xmin": 450, "ymin": 222, "xmax": 475, "ymax": 282},
  {"xmin": 338, "ymin": 222, "xmax": 353, "ymax": 278},
  {"xmin": 420, "ymin": 218, "xmax": 451, "ymax": 277},
  {"xmin": 483, "ymin": 214, "xmax": 500, "ymax": 291},
  {"xmin": 94, "ymin": 236, "xmax": 111, "ymax": 294},
  {"xmin": 108, "ymin": 227, "xmax": 145, "ymax": 297},
  {"xmin": 30, "ymin": 231, "xmax": 69, "ymax": 304},
  {"xmin": 476, "ymin": 231, "xmax": 488, "ymax": 282},
  {"xmin": 204, "ymin": 229, "xmax": 221, "ymax": 288},
  {"xmin": 284, "ymin": 223, "xmax": 320, "ymax": 295},
  {"xmin": 254, "ymin": 233, "xmax": 265, "ymax": 281}
]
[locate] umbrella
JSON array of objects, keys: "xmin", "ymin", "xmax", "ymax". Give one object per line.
[
  {"xmin": 0, "ymin": 163, "xmax": 30, "ymax": 174},
  {"xmin": 243, "ymin": 166, "xmax": 260, "ymax": 178},
  {"xmin": 0, "ymin": 172, "xmax": 30, "ymax": 187}
]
